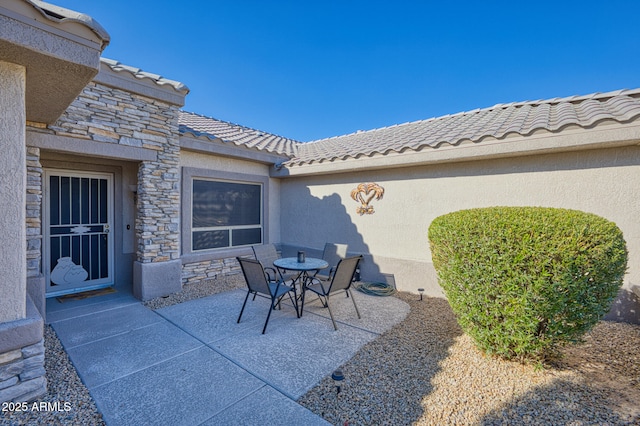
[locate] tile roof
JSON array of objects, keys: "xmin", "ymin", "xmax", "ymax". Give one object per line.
[
  {"xmin": 178, "ymin": 111, "xmax": 299, "ymax": 156},
  {"xmin": 100, "ymin": 58, "xmax": 190, "ymax": 95},
  {"xmin": 292, "ymin": 88, "xmax": 640, "ymax": 165},
  {"xmin": 177, "ymin": 89, "xmax": 640, "ymax": 166},
  {"xmin": 28, "ymin": 0, "xmax": 110, "ymax": 49}
]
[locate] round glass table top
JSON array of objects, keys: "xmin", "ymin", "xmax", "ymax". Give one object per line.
[{"xmin": 273, "ymin": 257, "xmax": 329, "ymax": 271}]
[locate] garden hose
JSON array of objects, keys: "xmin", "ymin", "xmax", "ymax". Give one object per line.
[{"xmin": 354, "ymin": 281, "xmax": 396, "ymax": 296}]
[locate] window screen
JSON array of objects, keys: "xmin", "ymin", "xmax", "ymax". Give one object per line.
[{"xmin": 192, "ymin": 180, "xmax": 262, "ymax": 250}]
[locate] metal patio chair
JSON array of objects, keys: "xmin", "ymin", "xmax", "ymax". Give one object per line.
[
  {"xmin": 252, "ymin": 244, "xmax": 297, "ymax": 282},
  {"xmin": 302, "ymin": 255, "xmax": 362, "ymax": 330},
  {"xmin": 314, "ymin": 243, "xmax": 348, "ymax": 282},
  {"xmin": 236, "ymin": 257, "xmax": 299, "ymax": 334}
]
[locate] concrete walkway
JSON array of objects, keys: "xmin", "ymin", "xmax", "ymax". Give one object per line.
[{"xmin": 46, "ymin": 287, "xmax": 409, "ymax": 425}]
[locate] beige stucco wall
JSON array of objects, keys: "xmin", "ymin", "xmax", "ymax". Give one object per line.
[
  {"xmin": 0, "ymin": 61, "xmax": 27, "ymax": 322},
  {"xmin": 280, "ymin": 145, "xmax": 640, "ymax": 321}
]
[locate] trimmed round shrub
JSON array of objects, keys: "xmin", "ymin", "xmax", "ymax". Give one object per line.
[{"xmin": 428, "ymin": 207, "xmax": 627, "ymax": 363}]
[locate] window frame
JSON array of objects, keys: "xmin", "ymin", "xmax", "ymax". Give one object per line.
[
  {"xmin": 191, "ymin": 179, "xmax": 263, "ymax": 250},
  {"xmin": 181, "ymin": 167, "xmax": 270, "ymax": 262}
]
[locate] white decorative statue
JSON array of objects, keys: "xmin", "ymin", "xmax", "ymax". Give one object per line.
[{"xmin": 51, "ymin": 257, "xmax": 89, "ymax": 285}]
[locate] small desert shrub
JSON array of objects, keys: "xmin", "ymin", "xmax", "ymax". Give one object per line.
[{"xmin": 428, "ymin": 207, "xmax": 627, "ymax": 362}]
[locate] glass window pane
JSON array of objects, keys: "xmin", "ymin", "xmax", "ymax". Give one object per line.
[
  {"xmin": 193, "ymin": 230, "xmax": 230, "ymax": 250},
  {"xmin": 50, "ymin": 236, "xmax": 60, "ymax": 274},
  {"xmin": 100, "ymin": 234, "xmax": 108, "ymax": 278},
  {"xmin": 193, "ymin": 180, "xmax": 261, "ymax": 228},
  {"xmin": 90, "ymin": 179, "xmax": 99, "ymax": 224},
  {"xmin": 91, "ymin": 234, "xmax": 99, "ymax": 280},
  {"xmin": 99, "ymin": 179, "xmax": 108, "ymax": 224},
  {"xmin": 81, "ymin": 178, "xmax": 90, "ymax": 224},
  {"xmin": 82, "ymin": 235, "xmax": 90, "ymax": 275},
  {"xmin": 50, "ymin": 176, "xmax": 60, "ymax": 226},
  {"xmin": 61, "ymin": 177, "xmax": 70, "ymax": 225},
  {"xmin": 72, "ymin": 235, "xmax": 81, "ymax": 266},
  {"xmin": 232, "ymin": 228, "xmax": 262, "ymax": 246},
  {"xmin": 71, "ymin": 177, "xmax": 80, "ymax": 224}
]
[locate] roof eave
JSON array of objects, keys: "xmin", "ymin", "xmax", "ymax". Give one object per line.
[
  {"xmin": 181, "ymin": 133, "xmax": 291, "ymax": 165},
  {"xmin": 271, "ymin": 121, "xmax": 640, "ymax": 177},
  {"xmin": 95, "ymin": 58, "xmax": 189, "ymax": 106},
  {"xmin": 0, "ymin": 0, "xmax": 109, "ymax": 123}
]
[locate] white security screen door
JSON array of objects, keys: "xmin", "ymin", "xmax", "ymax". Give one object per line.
[{"xmin": 44, "ymin": 170, "xmax": 114, "ymax": 297}]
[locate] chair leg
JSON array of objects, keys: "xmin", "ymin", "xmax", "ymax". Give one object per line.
[
  {"xmin": 238, "ymin": 291, "xmax": 251, "ymax": 324},
  {"xmin": 324, "ymin": 295, "xmax": 338, "ymax": 330},
  {"xmin": 348, "ymin": 289, "xmax": 361, "ymax": 319},
  {"xmin": 317, "ymin": 293, "xmax": 328, "ymax": 308},
  {"xmin": 300, "ymin": 287, "xmax": 306, "ymax": 317},
  {"xmin": 287, "ymin": 292, "xmax": 300, "ymax": 318},
  {"xmin": 262, "ymin": 298, "xmax": 277, "ymax": 334}
]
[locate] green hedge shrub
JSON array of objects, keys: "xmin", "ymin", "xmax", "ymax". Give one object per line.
[{"xmin": 428, "ymin": 207, "xmax": 627, "ymax": 363}]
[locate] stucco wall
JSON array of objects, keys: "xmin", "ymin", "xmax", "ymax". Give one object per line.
[
  {"xmin": 280, "ymin": 145, "xmax": 640, "ymax": 322},
  {"xmin": 0, "ymin": 61, "xmax": 27, "ymax": 322}
]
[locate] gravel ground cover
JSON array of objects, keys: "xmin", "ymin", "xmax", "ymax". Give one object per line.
[
  {"xmin": 2, "ymin": 275, "xmax": 639, "ymax": 425},
  {"xmin": 298, "ymin": 293, "xmax": 640, "ymax": 425}
]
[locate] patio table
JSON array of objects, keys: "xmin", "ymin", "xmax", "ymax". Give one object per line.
[{"xmin": 273, "ymin": 257, "xmax": 328, "ymax": 314}]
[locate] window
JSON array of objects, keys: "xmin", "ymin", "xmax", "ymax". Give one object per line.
[
  {"xmin": 181, "ymin": 167, "xmax": 269, "ymax": 258},
  {"xmin": 191, "ymin": 179, "xmax": 263, "ymax": 250}
]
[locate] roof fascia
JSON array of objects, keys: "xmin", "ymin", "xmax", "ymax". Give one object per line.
[
  {"xmin": 272, "ymin": 122, "xmax": 640, "ymax": 177},
  {"xmin": 0, "ymin": 0, "xmax": 107, "ymax": 123},
  {"xmin": 3, "ymin": 0, "xmax": 108, "ymax": 51},
  {"xmin": 94, "ymin": 60, "xmax": 188, "ymax": 106},
  {"xmin": 180, "ymin": 134, "xmax": 290, "ymax": 165},
  {"xmin": 27, "ymin": 130, "xmax": 157, "ymax": 161}
]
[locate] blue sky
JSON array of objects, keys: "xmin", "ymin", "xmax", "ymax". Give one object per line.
[{"xmin": 57, "ymin": 0, "xmax": 639, "ymax": 142}]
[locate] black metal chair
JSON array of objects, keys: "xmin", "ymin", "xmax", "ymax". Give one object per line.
[
  {"xmin": 314, "ymin": 243, "xmax": 348, "ymax": 281},
  {"xmin": 252, "ymin": 244, "xmax": 297, "ymax": 282},
  {"xmin": 236, "ymin": 257, "xmax": 299, "ymax": 334},
  {"xmin": 302, "ymin": 256, "xmax": 362, "ymax": 330}
]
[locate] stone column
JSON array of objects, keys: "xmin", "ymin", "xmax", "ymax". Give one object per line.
[
  {"xmin": 26, "ymin": 147, "xmax": 45, "ymax": 317},
  {"xmin": 0, "ymin": 61, "xmax": 27, "ymax": 323},
  {"xmin": 133, "ymin": 115, "xmax": 182, "ymax": 300}
]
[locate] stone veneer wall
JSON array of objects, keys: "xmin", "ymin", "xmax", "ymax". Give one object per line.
[
  {"xmin": 137, "ymin": 146, "xmax": 180, "ymax": 264},
  {"xmin": 181, "ymin": 258, "xmax": 242, "ymax": 286},
  {"xmin": 49, "ymin": 82, "xmax": 177, "ymax": 148},
  {"xmin": 45, "ymin": 81, "xmax": 181, "ymax": 264},
  {"xmin": 25, "ymin": 147, "xmax": 42, "ymax": 281},
  {"xmin": 0, "ymin": 340, "xmax": 46, "ymax": 402}
]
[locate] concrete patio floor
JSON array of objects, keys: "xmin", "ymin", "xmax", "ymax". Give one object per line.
[{"xmin": 46, "ymin": 287, "xmax": 409, "ymax": 425}]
